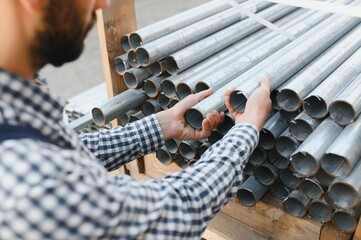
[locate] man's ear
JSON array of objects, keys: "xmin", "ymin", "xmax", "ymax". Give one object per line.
[{"xmin": 17, "ymin": 0, "xmax": 43, "ymax": 14}]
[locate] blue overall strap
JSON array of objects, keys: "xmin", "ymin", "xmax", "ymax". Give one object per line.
[{"xmin": 0, "ymin": 124, "xmax": 54, "ymax": 145}]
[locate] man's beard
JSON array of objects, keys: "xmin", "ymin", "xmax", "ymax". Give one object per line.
[{"xmin": 31, "ymin": 1, "xmax": 95, "ymax": 68}]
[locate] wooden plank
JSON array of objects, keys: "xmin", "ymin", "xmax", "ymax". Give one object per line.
[
  {"xmin": 355, "ymin": 218, "xmax": 361, "ymax": 240},
  {"xmin": 321, "ymin": 222, "xmax": 352, "ymax": 240}
]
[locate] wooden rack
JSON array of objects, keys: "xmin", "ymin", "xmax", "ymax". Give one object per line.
[{"xmin": 96, "ymin": 1, "xmax": 361, "ymax": 239}]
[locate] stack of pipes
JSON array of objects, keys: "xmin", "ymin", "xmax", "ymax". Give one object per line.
[{"xmin": 91, "ymin": 0, "xmax": 361, "ymax": 233}]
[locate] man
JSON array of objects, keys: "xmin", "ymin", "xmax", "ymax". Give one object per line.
[{"xmin": 0, "ymin": 0, "xmax": 271, "ymax": 239}]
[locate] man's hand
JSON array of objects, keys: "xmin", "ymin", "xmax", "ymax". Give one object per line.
[
  {"xmin": 156, "ymin": 89, "xmax": 225, "ymax": 140},
  {"xmin": 224, "ymin": 76, "xmax": 272, "ymax": 131}
]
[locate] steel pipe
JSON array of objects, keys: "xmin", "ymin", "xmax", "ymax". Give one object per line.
[
  {"xmin": 168, "ymin": 98, "xmax": 179, "ymax": 109},
  {"xmin": 259, "ymin": 112, "xmax": 288, "ymax": 150},
  {"xmin": 119, "ymin": 109, "xmax": 139, "ymax": 126},
  {"xmin": 229, "ymin": 12, "xmax": 361, "ymax": 112},
  {"xmin": 329, "ymin": 158, "xmax": 361, "ymax": 209},
  {"xmin": 304, "ymin": 46, "xmax": 361, "ymax": 119},
  {"xmin": 321, "ymin": 116, "xmax": 361, "ymax": 177},
  {"xmin": 280, "ymin": 168, "xmax": 302, "ymax": 190},
  {"xmin": 198, "ymin": 142, "xmax": 211, "ymax": 156},
  {"xmin": 128, "ymin": 0, "xmax": 248, "ymax": 48},
  {"xmin": 127, "ymin": 49, "xmax": 140, "ymax": 68},
  {"xmin": 243, "ymin": 162, "xmax": 256, "ymax": 176},
  {"xmin": 156, "ymin": 146, "xmax": 174, "ymax": 165},
  {"xmin": 300, "ymin": 178, "xmax": 326, "ymax": 199},
  {"xmin": 164, "ymin": 138, "xmax": 181, "ymax": 155},
  {"xmin": 157, "ymin": 93, "xmax": 170, "ymax": 109},
  {"xmin": 290, "ymin": 118, "xmax": 343, "ymax": 177},
  {"xmin": 164, "ymin": 4, "xmax": 297, "ymax": 74},
  {"xmin": 268, "ymin": 149, "xmax": 289, "ymax": 170},
  {"xmin": 276, "ymin": 24, "xmax": 361, "ymax": 112},
  {"xmin": 179, "ymin": 140, "xmax": 200, "ymax": 160},
  {"xmin": 92, "ymin": 89, "xmax": 148, "ymax": 127},
  {"xmin": 174, "ymin": 153, "xmax": 188, "ymax": 170},
  {"xmin": 121, "ymin": 34, "xmax": 132, "ymax": 52},
  {"xmin": 254, "ymin": 161, "xmax": 279, "ymax": 186},
  {"xmin": 160, "ymin": 9, "xmax": 306, "ymax": 98},
  {"xmin": 218, "ymin": 112, "xmax": 235, "ymax": 135},
  {"xmin": 275, "ymin": 128, "xmax": 301, "ymax": 158},
  {"xmin": 143, "ymin": 75, "xmax": 169, "ymax": 98},
  {"xmin": 129, "ymin": 111, "xmax": 145, "ymax": 123},
  {"xmin": 237, "ymin": 175, "xmax": 270, "ymax": 207},
  {"xmin": 283, "ymin": 190, "xmax": 310, "ymax": 218},
  {"xmin": 315, "ymin": 168, "xmax": 335, "ymax": 187},
  {"xmin": 332, "ymin": 206, "xmax": 361, "ymax": 233},
  {"xmin": 188, "ymin": 159, "xmax": 198, "ymax": 167},
  {"xmin": 148, "ymin": 60, "xmax": 166, "ymax": 76},
  {"xmin": 141, "ymin": 99, "xmax": 162, "ymax": 116},
  {"xmin": 309, "ymin": 197, "xmax": 333, "ymax": 223},
  {"xmin": 289, "ymin": 111, "xmax": 321, "ymax": 142},
  {"xmin": 114, "ymin": 54, "xmax": 131, "ymax": 75},
  {"xmin": 209, "ymin": 129, "xmax": 223, "ymax": 145},
  {"xmin": 279, "ymin": 109, "xmax": 302, "ymax": 122},
  {"xmin": 329, "ymin": 72, "xmax": 361, "ymax": 125},
  {"xmin": 135, "ymin": 1, "xmax": 272, "ymax": 67},
  {"xmin": 249, "ymin": 146, "xmax": 267, "ymax": 166},
  {"xmin": 67, "ymin": 114, "xmax": 93, "ymax": 132},
  {"xmin": 124, "ymin": 68, "xmax": 152, "ymax": 89},
  {"xmin": 270, "ymin": 181, "xmax": 290, "ymax": 200}
]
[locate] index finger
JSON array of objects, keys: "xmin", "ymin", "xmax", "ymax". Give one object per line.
[{"xmin": 260, "ymin": 76, "xmax": 271, "ymax": 90}]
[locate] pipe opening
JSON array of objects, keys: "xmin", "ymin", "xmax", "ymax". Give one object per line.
[
  {"xmin": 148, "ymin": 62, "xmax": 162, "ymax": 76},
  {"xmin": 156, "ymin": 148, "xmax": 172, "ymax": 165},
  {"xmin": 165, "ymin": 139, "xmax": 179, "ymax": 154},
  {"xmin": 271, "ymin": 182, "xmax": 289, "ymax": 200},
  {"xmin": 303, "ymin": 96, "xmax": 328, "ymax": 119},
  {"xmin": 329, "ymin": 101, "xmax": 355, "ymax": 126},
  {"xmin": 268, "ymin": 150, "xmax": 289, "ymax": 170},
  {"xmin": 280, "ymin": 169, "xmax": 301, "ymax": 190},
  {"xmin": 185, "ymin": 108, "xmax": 204, "ymax": 129},
  {"xmin": 209, "ymin": 130, "xmax": 223, "ymax": 145},
  {"xmin": 136, "ymin": 47, "xmax": 151, "ymax": 67},
  {"xmin": 249, "ymin": 146, "xmax": 267, "ymax": 166},
  {"xmin": 129, "ymin": 33, "xmax": 142, "ymax": 49},
  {"xmin": 142, "ymin": 101, "xmax": 156, "ymax": 116},
  {"xmin": 277, "ymin": 89, "xmax": 301, "ymax": 112},
  {"xmin": 270, "ymin": 90, "xmax": 280, "ymax": 110},
  {"xmin": 114, "ymin": 57, "xmax": 128, "ymax": 75},
  {"xmin": 188, "ymin": 160, "xmax": 197, "ymax": 167},
  {"xmin": 195, "ymin": 82, "xmax": 210, "ymax": 93},
  {"xmin": 161, "ymin": 79, "xmax": 177, "ymax": 98},
  {"xmin": 91, "ymin": 108, "xmax": 105, "ymax": 127},
  {"xmin": 229, "ymin": 90, "xmax": 247, "ymax": 112},
  {"xmin": 179, "ymin": 142, "xmax": 196, "ymax": 160},
  {"xmin": 174, "ymin": 154, "xmax": 188, "ymax": 169},
  {"xmin": 283, "ymin": 197, "xmax": 307, "ymax": 217},
  {"xmin": 157, "ymin": 93, "xmax": 170, "ymax": 109},
  {"xmin": 289, "ymin": 119, "xmax": 313, "ymax": 142},
  {"xmin": 309, "ymin": 201, "xmax": 332, "ymax": 223},
  {"xmin": 198, "ymin": 143, "xmax": 210, "ymax": 156},
  {"xmin": 255, "ymin": 166, "xmax": 276, "ymax": 186},
  {"xmin": 290, "ymin": 152, "xmax": 317, "ymax": 177},
  {"xmin": 329, "ymin": 183, "xmax": 358, "ymax": 209},
  {"xmin": 300, "ymin": 179, "xmax": 324, "ymax": 199},
  {"xmin": 119, "ymin": 112, "xmax": 130, "ymax": 126},
  {"xmin": 164, "ymin": 56, "xmax": 179, "ymax": 75},
  {"xmin": 237, "ymin": 189, "xmax": 256, "ymax": 207},
  {"xmin": 176, "ymin": 83, "xmax": 192, "ymax": 100},
  {"xmin": 333, "ymin": 211, "xmax": 358, "ymax": 233},
  {"xmin": 143, "ymin": 80, "xmax": 158, "ymax": 98},
  {"xmin": 121, "ymin": 35, "xmax": 131, "ymax": 52},
  {"xmin": 279, "ymin": 109, "xmax": 301, "ymax": 122},
  {"xmin": 168, "ymin": 99, "xmax": 179, "ymax": 108},
  {"xmin": 259, "ymin": 129, "xmax": 275, "ymax": 150},
  {"xmin": 244, "ymin": 162, "xmax": 256, "ymax": 175},
  {"xmin": 127, "ymin": 50, "xmax": 140, "ymax": 68},
  {"xmin": 322, "ymin": 154, "xmax": 349, "ymax": 178},
  {"xmin": 276, "ymin": 137, "xmax": 298, "ymax": 158},
  {"xmin": 124, "ymin": 72, "xmax": 138, "ymax": 89},
  {"xmin": 315, "ymin": 168, "xmax": 335, "ymax": 187},
  {"xmin": 218, "ymin": 114, "xmax": 235, "ymax": 135}
]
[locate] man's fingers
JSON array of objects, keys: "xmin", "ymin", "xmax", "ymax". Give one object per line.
[
  {"xmin": 200, "ymin": 118, "xmax": 212, "ymax": 138},
  {"xmin": 175, "ymin": 88, "xmax": 214, "ymax": 111},
  {"xmin": 260, "ymin": 76, "xmax": 271, "ymax": 90}
]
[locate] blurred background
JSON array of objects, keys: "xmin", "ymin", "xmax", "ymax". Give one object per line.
[{"xmin": 41, "ymin": 0, "xmax": 208, "ymax": 99}]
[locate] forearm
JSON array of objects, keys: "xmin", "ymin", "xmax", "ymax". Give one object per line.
[{"xmin": 79, "ymin": 115, "xmax": 164, "ymax": 171}]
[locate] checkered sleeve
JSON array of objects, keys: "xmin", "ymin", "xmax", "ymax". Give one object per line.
[
  {"xmin": 0, "ymin": 124, "xmax": 258, "ymax": 240},
  {"xmin": 79, "ymin": 115, "xmax": 164, "ymax": 171}
]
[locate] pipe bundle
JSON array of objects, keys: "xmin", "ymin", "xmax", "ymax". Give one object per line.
[{"xmin": 91, "ymin": 0, "xmax": 361, "ymax": 234}]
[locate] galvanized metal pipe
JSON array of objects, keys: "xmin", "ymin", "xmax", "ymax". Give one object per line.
[
  {"xmin": 168, "ymin": 98, "xmax": 179, "ymax": 109},
  {"xmin": 119, "ymin": 109, "xmax": 138, "ymax": 126},
  {"xmin": 309, "ymin": 197, "xmax": 333, "ymax": 223},
  {"xmin": 321, "ymin": 116, "xmax": 361, "ymax": 177},
  {"xmin": 270, "ymin": 181, "xmax": 290, "ymax": 200},
  {"xmin": 300, "ymin": 178, "xmax": 326, "ymax": 200},
  {"xmin": 160, "ymin": 9, "xmax": 306, "ymax": 98},
  {"xmin": 279, "ymin": 109, "xmax": 302, "ymax": 122},
  {"xmin": 114, "ymin": 54, "xmax": 131, "ymax": 75},
  {"xmin": 174, "ymin": 153, "xmax": 188, "ymax": 170},
  {"xmin": 179, "ymin": 140, "xmax": 200, "ymax": 160},
  {"xmin": 290, "ymin": 118, "xmax": 343, "ymax": 177},
  {"xmin": 276, "ymin": 24, "xmax": 361, "ymax": 112},
  {"xmin": 243, "ymin": 162, "xmax": 256, "ymax": 176},
  {"xmin": 329, "ymin": 72, "xmax": 361, "ymax": 125},
  {"xmin": 268, "ymin": 149, "xmax": 289, "ymax": 170},
  {"xmin": 275, "ymin": 128, "xmax": 301, "ymax": 158},
  {"xmin": 280, "ymin": 168, "xmax": 302, "ymax": 190},
  {"xmin": 229, "ymin": 12, "xmax": 361, "ymax": 112},
  {"xmin": 249, "ymin": 146, "xmax": 267, "ymax": 166},
  {"xmin": 124, "ymin": 68, "xmax": 152, "ymax": 89},
  {"xmin": 289, "ymin": 111, "xmax": 321, "ymax": 142},
  {"xmin": 157, "ymin": 93, "xmax": 170, "ymax": 109},
  {"xmin": 259, "ymin": 112, "xmax": 288, "ymax": 150},
  {"xmin": 329, "ymin": 158, "xmax": 361, "ymax": 209},
  {"xmin": 129, "ymin": 111, "xmax": 145, "ymax": 123},
  {"xmin": 128, "ymin": 0, "xmax": 248, "ymax": 48},
  {"xmin": 164, "ymin": 138, "xmax": 181, "ymax": 155},
  {"xmin": 236, "ymin": 175, "xmax": 270, "ymax": 207},
  {"xmin": 304, "ymin": 46, "xmax": 361, "ymax": 119},
  {"xmin": 198, "ymin": 142, "xmax": 211, "ymax": 156},
  {"xmin": 135, "ymin": 1, "xmax": 272, "ymax": 67},
  {"xmin": 141, "ymin": 99, "xmax": 162, "ymax": 116},
  {"xmin": 164, "ymin": 4, "xmax": 297, "ymax": 74},
  {"xmin": 143, "ymin": 75, "xmax": 169, "ymax": 98},
  {"xmin": 92, "ymin": 89, "xmax": 148, "ymax": 127},
  {"xmin": 209, "ymin": 129, "xmax": 223, "ymax": 145},
  {"xmin": 283, "ymin": 190, "xmax": 310, "ymax": 218},
  {"xmin": 218, "ymin": 112, "xmax": 235, "ymax": 135},
  {"xmin": 67, "ymin": 114, "xmax": 93, "ymax": 132},
  {"xmin": 188, "ymin": 159, "xmax": 198, "ymax": 167},
  {"xmin": 121, "ymin": 34, "xmax": 132, "ymax": 52},
  {"xmin": 156, "ymin": 146, "xmax": 174, "ymax": 165},
  {"xmin": 127, "ymin": 49, "xmax": 140, "ymax": 68},
  {"xmin": 315, "ymin": 168, "xmax": 335, "ymax": 187},
  {"xmin": 254, "ymin": 161, "xmax": 279, "ymax": 186},
  {"xmin": 148, "ymin": 60, "xmax": 166, "ymax": 76},
  {"xmin": 332, "ymin": 205, "xmax": 361, "ymax": 233}
]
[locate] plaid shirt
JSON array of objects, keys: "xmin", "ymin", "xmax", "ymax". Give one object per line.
[{"xmin": 0, "ymin": 68, "xmax": 259, "ymax": 240}]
